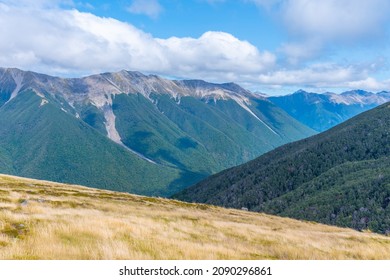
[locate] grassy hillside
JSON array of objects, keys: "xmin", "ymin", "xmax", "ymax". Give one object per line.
[
  {"xmin": 175, "ymin": 102, "xmax": 390, "ymax": 233},
  {"xmin": 1, "ymin": 174, "xmax": 390, "ymax": 260}
]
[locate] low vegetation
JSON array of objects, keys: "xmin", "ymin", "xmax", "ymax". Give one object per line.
[{"xmin": 1, "ymin": 174, "xmax": 390, "ymax": 260}]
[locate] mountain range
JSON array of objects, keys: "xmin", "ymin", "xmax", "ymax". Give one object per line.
[
  {"xmin": 0, "ymin": 67, "xmax": 314, "ymax": 196},
  {"xmin": 269, "ymin": 89, "xmax": 390, "ymax": 132},
  {"xmin": 2, "ymin": 67, "xmax": 390, "ymax": 235},
  {"xmin": 175, "ymin": 102, "xmax": 390, "ymax": 234}
]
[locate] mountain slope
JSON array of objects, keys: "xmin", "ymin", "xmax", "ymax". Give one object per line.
[
  {"xmin": 175, "ymin": 102, "xmax": 390, "ymax": 233},
  {"xmin": 0, "ymin": 89, "xmax": 182, "ymax": 196},
  {"xmin": 1, "ymin": 174, "xmax": 390, "ymax": 260},
  {"xmin": 269, "ymin": 89, "xmax": 390, "ymax": 132},
  {"xmin": 0, "ymin": 68, "xmax": 314, "ymax": 196},
  {"xmin": 262, "ymin": 158, "xmax": 390, "ymax": 233}
]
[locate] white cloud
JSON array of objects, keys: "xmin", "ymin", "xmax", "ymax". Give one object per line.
[
  {"xmin": 279, "ymin": 40, "xmax": 322, "ymax": 65},
  {"xmin": 255, "ymin": 63, "xmax": 390, "ymax": 92},
  {"xmin": 347, "ymin": 78, "xmax": 390, "ymax": 91},
  {"xmin": 0, "ymin": 0, "xmax": 388, "ymax": 92},
  {"xmin": 257, "ymin": 64, "xmax": 359, "ymax": 86},
  {"xmin": 157, "ymin": 32, "xmax": 275, "ymax": 75},
  {"xmin": 281, "ymin": 0, "xmax": 390, "ymax": 42},
  {"xmin": 250, "ymin": 0, "xmax": 390, "ymax": 41},
  {"xmin": 0, "ymin": 2, "xmax": 274, "ymax": 80},
  {"xmin": 250, "ymin": 0, "xmax": 390, "ymax": 67},
  {"xmin": 127, "ymin": 0, "xmax": 163, "ymax": 19}
]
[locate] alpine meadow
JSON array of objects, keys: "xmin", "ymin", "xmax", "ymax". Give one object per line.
[{"xmin": 1, "ymin": 174, "xmax": 390, "ymax": 260}]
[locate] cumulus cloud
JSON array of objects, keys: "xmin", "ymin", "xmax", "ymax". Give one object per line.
[
  {"xmin": 127, "ymin": 0, "xmax": 163, "ymax": 19},
  {"xmin": 0, "ymin": 5, "xmax": 163, "ymax": 74},
  {"xmin": 0, "ymin": 2, "xmax": 274, "ymax": 80},
  {"xmin": 257, "ymin": 63, "xmax": 359, "ymax": 86},
  {"xmin": 0, "ymin": 0, "xmax": 388, "ymax": 92},
  {"xmin": 157, "ymin": 32, "xmax": 275, "ymax": 75},
  {"xmin": 347, "ymin": 78, "xmax": 390, "ymax": 91},
  {"xmin": 281, "ymin": 0, "xmax": 390, "ymax": 42},
  {"xmin": 256, "ymin": 63, "xmax": 390, "ymax": 92},
  {"xmin": 279, "ymin": 40, "xmax": 322, "ymax": 65},
  {"xmin": 250, "ymin": 0, "xmax": 390, "ymax": 41},
  {"xmin": 250, "ymin": 0, "xmax": 390, "ymax": 68}
]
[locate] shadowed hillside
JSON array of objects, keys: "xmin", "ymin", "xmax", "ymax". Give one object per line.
[{"xmin": 175, "ymin": 102, "xmax": 390, "ymax": 234}]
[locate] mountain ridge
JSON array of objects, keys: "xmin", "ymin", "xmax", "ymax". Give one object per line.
[
  {"xmin": 269, "ymin": 89, "xmax": 390, "ymax": 131},
  {"xmin": 0, "ymin": 67, "xmax": 314, "ymax": 196}
]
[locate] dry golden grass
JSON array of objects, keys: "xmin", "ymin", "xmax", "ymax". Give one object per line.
[{"xmin": 1, "ymin": 174, "xmax": 390, "ymax": 260}]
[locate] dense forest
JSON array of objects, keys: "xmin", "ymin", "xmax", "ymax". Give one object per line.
[{"xmin": 175, "ymin": 102, "xmax": 390, "ymax": 234}]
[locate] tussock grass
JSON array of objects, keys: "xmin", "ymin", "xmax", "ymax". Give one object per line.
[{"xmin": 1, "ymin": 174, "xmax": 390, "ymax": 260}]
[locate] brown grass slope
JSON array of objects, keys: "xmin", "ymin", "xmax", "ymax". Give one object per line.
[{"xmin": 1, "ymin": 174, "xmax": 390, "ymax": 260}]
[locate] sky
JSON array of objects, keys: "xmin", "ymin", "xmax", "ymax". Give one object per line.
[{"xmin": 0, "ymin": 0, "xmax": 390, "ymax": 95}]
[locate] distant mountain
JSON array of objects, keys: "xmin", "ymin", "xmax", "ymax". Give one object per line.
[
  {"xmin": 175, "ymin": 102, "xmax": 390, "ymax": 234},
  {"xmin": 0, "ymin": 68, "xmax": 314, "ymax": 196},
  {"xmin": 269, "ymin": 89, "xmax": 390, "ymax": 132}
]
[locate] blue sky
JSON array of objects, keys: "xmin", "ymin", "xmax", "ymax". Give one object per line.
[
  {"xmin": 0, "ymin": 0, "xmax": 390, "ymax": 95},
  {"xmin": 83, "ymin": 0, "xmax": 283, "ymax": 50}
]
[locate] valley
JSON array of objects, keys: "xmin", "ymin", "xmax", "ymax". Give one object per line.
[
  {"xmin": 1, "ymin": 67, "xmax": 390, "ymax": 240},
  {"xmin": 2, "ymin": 0, "xmax": 390, "ymax": 266},
  {"xmin": 176, "ymin": 102, "xmax": 390, "ymax": 234},
  {"xmin": 0, "ymin": 68, "xmax": 314, "ymax": 196}
]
